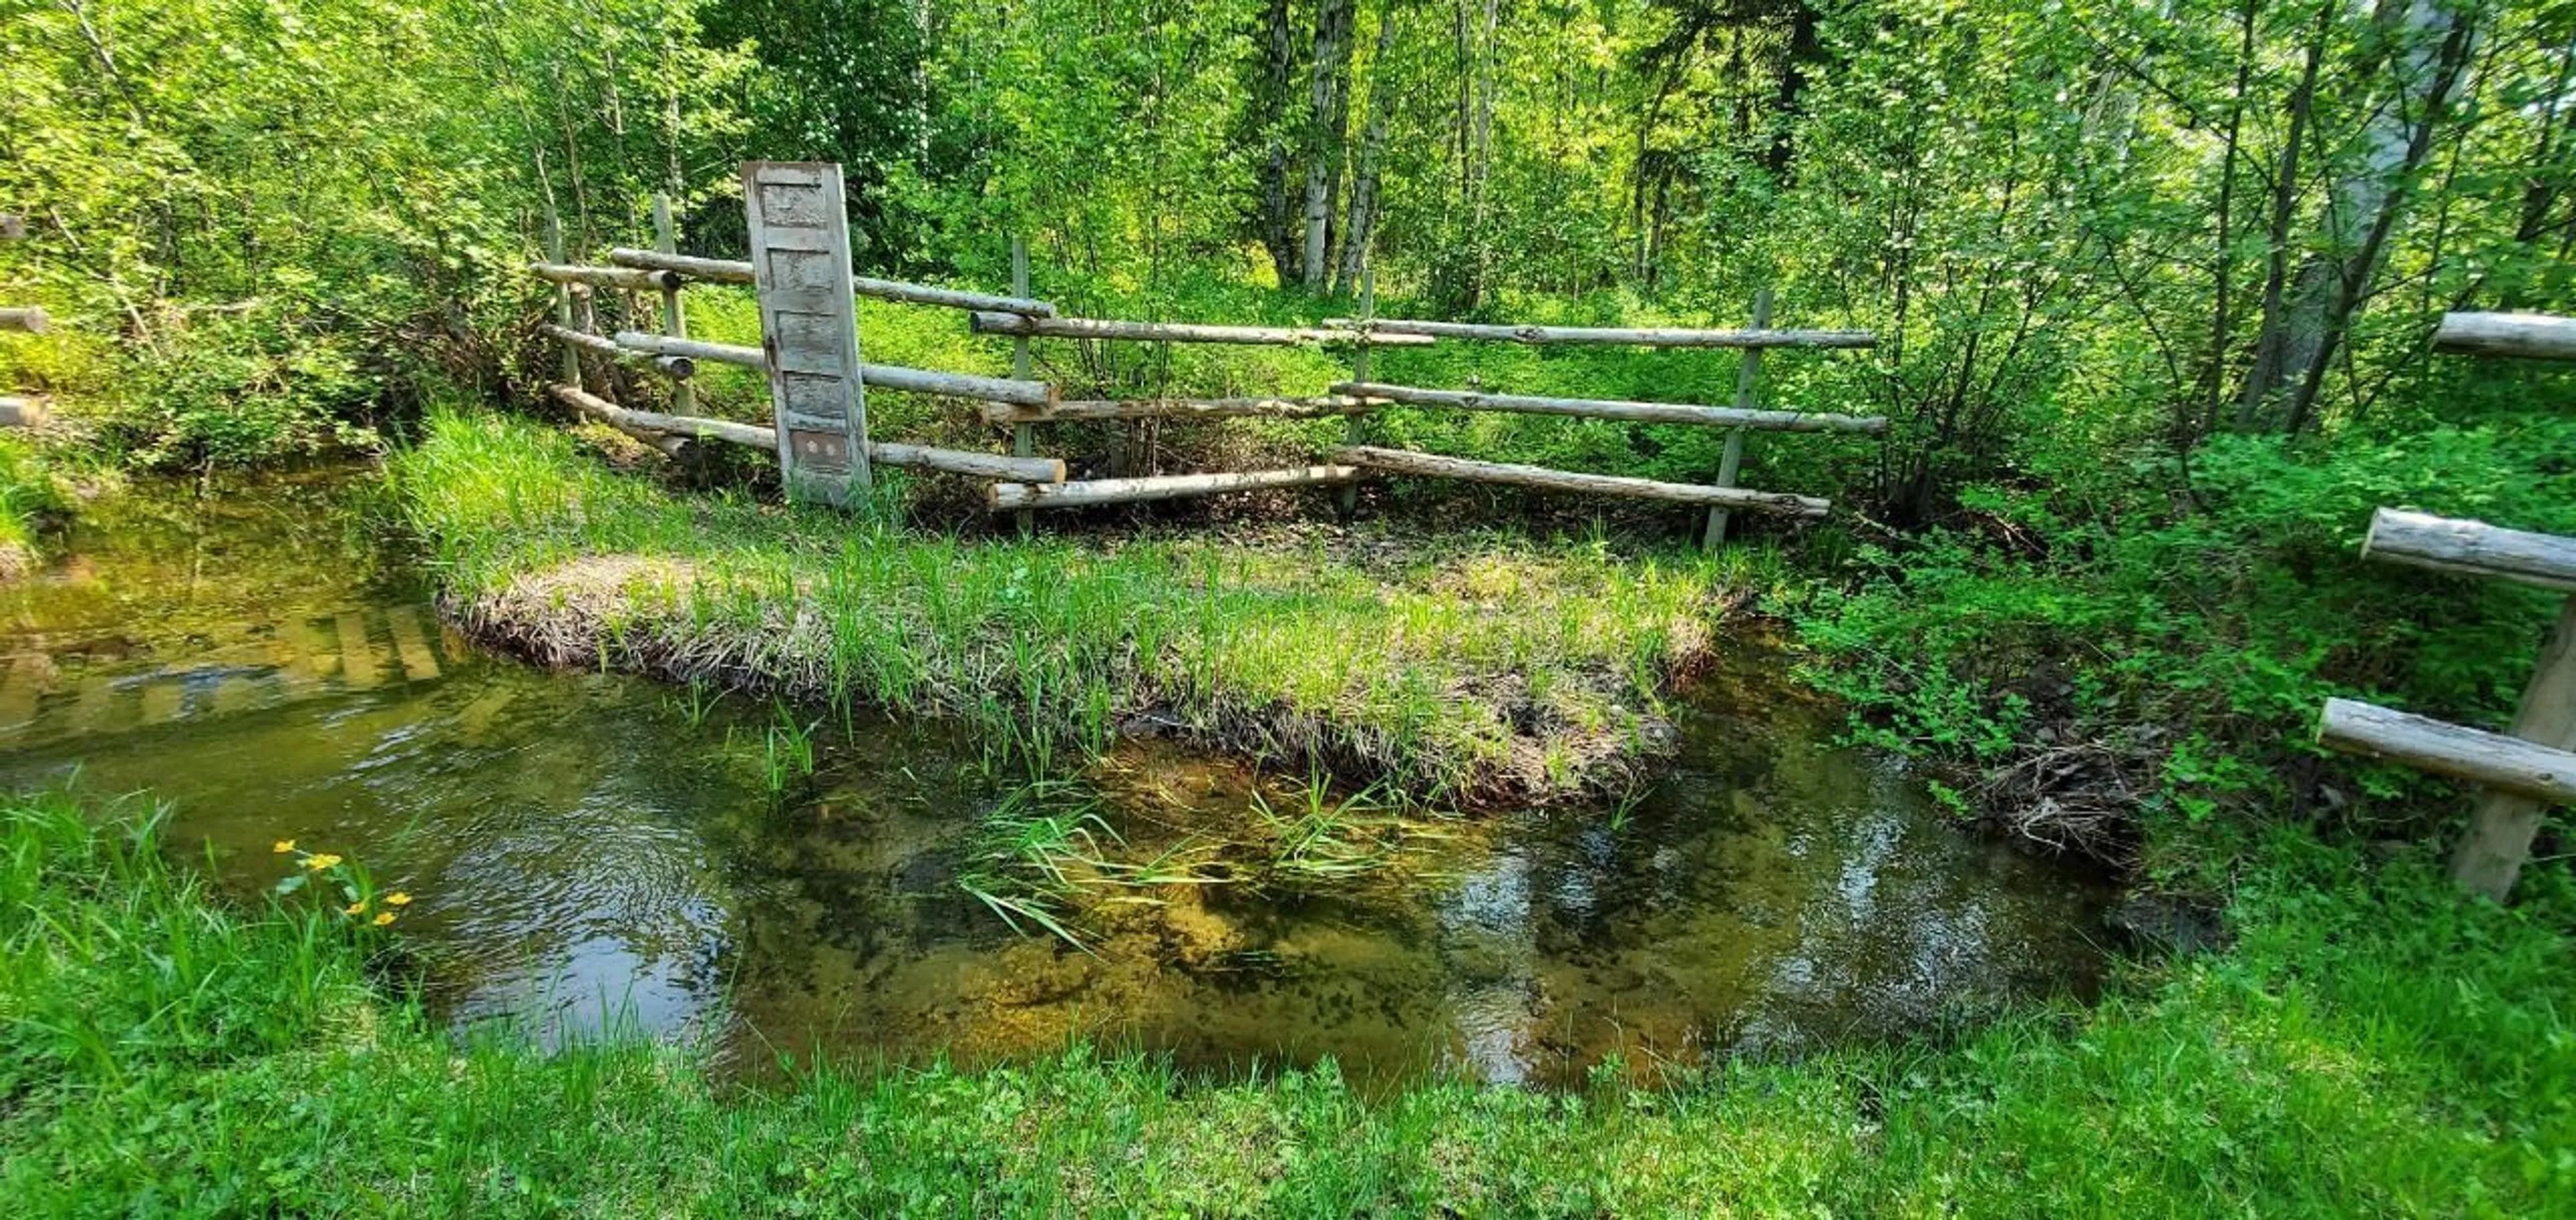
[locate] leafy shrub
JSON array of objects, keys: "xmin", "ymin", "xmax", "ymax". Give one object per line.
[
  {"xmin": 1788, "ymin": 413, "xmax": 2576, "ymax": 875},
  {"xmin": 100, "ymin": 305, "xmax": 383, "ymax": 468}
]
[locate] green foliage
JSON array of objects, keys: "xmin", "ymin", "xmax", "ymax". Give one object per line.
[
  {"xmin": 1789, "ymin": 411, "xmax": 2576, "ymax": 874},
  {"xmin": 0, "ymin": 0, "xmax": 748, "ymax": 467},
  {"xmin": 3, "ymin": 787, "xmax": 2568, "ymax": 1214}
]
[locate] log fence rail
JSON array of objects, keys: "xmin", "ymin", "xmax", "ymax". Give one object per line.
[
  {"xmin": 3, "ymin": 213, "xmax": 46, "ymax": 427},
  {"xmin": 2312, "ymin": 309, "xmax": 2576, "ymax": 901}
]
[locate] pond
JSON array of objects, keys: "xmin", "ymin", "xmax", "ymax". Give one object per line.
[{"xmin": 0, "ymin": 468, "xmax": 2117, "ymax": 1089}]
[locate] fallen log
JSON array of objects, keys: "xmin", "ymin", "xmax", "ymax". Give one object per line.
[
  {"xmin": 980, "ymin": 395, "xmax": 1386, "ymax": 426},
  {"xmin": 969, "ymin": 311, "xmax": 1435, "ymax": 348},
  {"xmin": 2363, "ymin": 508, "xmax": 2576, "ymax": 594},
  {"xmin": 1336, "ymin": 446, "xmax": 1830, "ymax": 517},
  {"xmin": 989, "ymin": 465, "xmax": 1358, "ymax": 511},
  {"xmin": 0, "ymin": 307, "xmax": 47, "ymax": 334},
  {"xmin": 530, "ymin": 262, "xmax": 679, "ymax": 293},
  {"xmin": 1332, "ymin": 381, "xmax": 1886, "ymax": 433},
  {"xmin": 1321, "ymin": 317, "xmax": 1875, "ymax": 348},
  {"xmin": 2431, "ymin": 312, "xmax": 2576, "ymax": 360},
  {"xmin": 2318, "ymin": 697, "xmax": 2576, "ymax": 805},
  {"xmin": 551, "ymin": 383, "xmax": 1063, "ymax": 480}
]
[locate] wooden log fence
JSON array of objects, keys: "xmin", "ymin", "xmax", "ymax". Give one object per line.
[
  {"xmin": 541, "ymin": 323, "xmax": 693, "ymax": 379},
  {"xmin": 531, "ymin": 262, "xmax": 680, "ymax": 293},
  {"xmin": 551, "ymin": 383, "xmax": 1065, "ymax": 482},
  {"xmin": 1336, "ymin": 446, "xmax": 1830, "ymax": 517},
  {"xmin": 1329, "ymin": 380, "xmax": 1886, "ymax": 433},
  {"xmin": 610, "ymin": 331, "xmax": 1056, "ymax": 407},
  {"xmin": 2319, "ymin": 699, "xmax": 2576, "ymax": 806},
  {"xmin": 1320, "ymin": 317, "xmax": 1875, "ymax": 349},
  {"xmin": 3, "ymin": 217, "xmax": 45, "ymax": 397},
  {"xmin": 2313, "ymin": 502, "xmax": 2576, "ymax": 901},
  {"xmin": 981, "ymin": 395, "xmax": 1385, "ymax": 425},
  {"xmin": 526, "ymin": 180, "xmax": 1065, "ymax": 499},
  {"xmin": 523, "ymin": 166, "xmax": 1883, "ymax": 533},
  {"xmin": 969, "ymin": 311, "xmax": 1436, "ymax": 348},
  {"xmin": 2430, "ymin": 312, "xmax": 2576, "ymax": 360},
  {"xmin": 989, "ymin": 465, "xmax": 1357, "ymax": 511},
  {"xmin": 2364, "ymin": 508, "xmax": 2576, "ymax": 592},
  {"xmin": 608, "ymin": 247, "xmax": 1059, "ymax": 317}
]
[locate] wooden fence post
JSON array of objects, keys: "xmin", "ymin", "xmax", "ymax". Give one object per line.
[
  {"xmin": 741, "ymin": 162, "xmax": 871, "ymax": 504},
  {"xmin": 1703, "ymin": 287, "xmax": 1773, "ymax": 551},
  {"xmin": 543, "ymin": 214, "xmax": 580, "ymax": 389},
  {"xmin": 2448, "ymin": 595, "xmax": 2576, "ymax": 898},
  {"xmin": 652, "ymin": 193, "xmax": 697, "ymax": 418},
  {"xmin": 1338, "ymin": 267, "xmax": 1376, "ymax": 520},
  {"xmin": 1011, "ymin": 235, "xmax": 1035, "ymax": 535}
]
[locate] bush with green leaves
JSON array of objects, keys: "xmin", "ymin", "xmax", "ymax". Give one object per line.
[{"xmin": 1788, "ymin": 412, "xmax": 2576, "ymax": 876}]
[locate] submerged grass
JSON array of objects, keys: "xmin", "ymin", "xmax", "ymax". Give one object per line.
[
  {"xmin": 4, "ymin": 787, "xmax": 2569, "ymax": 1215},
  {"xmin": 393, "ymin": 408, "xmax": 1771, "ymax": 803}
]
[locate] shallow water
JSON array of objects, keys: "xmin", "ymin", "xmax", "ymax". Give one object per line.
[{"xmin": 0, "ymin": 468, "xmax": 2116, "ymax": 1088}]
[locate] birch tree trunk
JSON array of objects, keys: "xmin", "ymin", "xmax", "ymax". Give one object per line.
[
  {"xmin": 1333, "ymin": 7, "xmax": 1397, "ymax": 297},
  {"xmin": 1301, "ymin": 0, "xmax": 1359, "ymax": 291},
  {"xmin": 2245, "ymin": 0, "xmax": 2475, "ymax": 429},
  {"xmin": 1252, "ymin": 0, "xmax": 1301, "ymax": 284}
]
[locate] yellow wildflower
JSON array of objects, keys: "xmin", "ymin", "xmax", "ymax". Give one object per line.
[
  {"xmin": 343, "ymin": 900, "xmax": 367, "ymax": 916},
  {"xmin": 383, "ymin": 892, "xmax": 412, "ymax": 907},
  {"xmin": 304, "ymin": 853, "xmax": 343, "ymax": 871},
  {"xmin": 272, "ymin": 840, "xmax": 295, "ymax": 854},
  {"xmin": 372, "ymin": 911, "xmax": 396, "ymax": 926}
]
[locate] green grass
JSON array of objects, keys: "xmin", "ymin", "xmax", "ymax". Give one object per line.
[
  {"xmin": 3, "ymin": 786, "xmax": 2569, "ymax": 1215},
  {"xmin": 393, "ymin": 407, "xmax": 1771, "ymax": 803},
  {"xmin": 0, "ymin": 435, "xmax": 65, "ymax": 575}
]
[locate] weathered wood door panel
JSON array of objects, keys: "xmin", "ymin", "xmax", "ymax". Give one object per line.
[{"xmin": 741, "ymin": 162, "xmax": 871, "ymax": 503}]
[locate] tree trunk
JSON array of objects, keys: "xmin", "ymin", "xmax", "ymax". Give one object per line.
[
  {"xmin": 1301, "ymin": 0, "xmax": 1359, "ymax": 291},
  {"xmin": 2243, "ymin": 0, "xmax": 2474, "ymax": 429},
  {"xmin": 1333, "ymin": 6, "xmax": 1397, "ymax": 296},
  {"xmin": 1250, "ymin": 0, "xmax": 1301, "ymax": 283},
  {"xmin": 2280, "ymin": 0, "xmax": 2476, "ymax": 436},
  {"xmin": 2235, "ymin": 6, "xmax": 2330, "ymax": 429}
]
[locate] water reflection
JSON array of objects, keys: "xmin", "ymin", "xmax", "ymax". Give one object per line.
[{"xmin": 0, "ymin": 469, "xmax": 2114, "ymax": 1088}]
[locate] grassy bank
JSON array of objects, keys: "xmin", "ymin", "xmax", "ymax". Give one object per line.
[
  {"xmin": 0, "ymin": 435, "xmax": 66, "ymax": 579},
  {"xmin": 3, "ymin": 787, "xmax": 2568, "ymax": 1215},
  {"xmin": 394, "ymin": 408, "xmax": 1771, "ymax": 803}
]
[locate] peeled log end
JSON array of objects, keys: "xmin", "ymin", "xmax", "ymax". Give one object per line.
[
  {"xmin": 2361, "ymin": 507, "xmax": 2576, "ymax": 594},
  {"xmin": 2317, "ymin": 697, "xmax": 2576, "ymax": 805}
]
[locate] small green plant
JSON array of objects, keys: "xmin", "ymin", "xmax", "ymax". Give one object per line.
[
  {"xmin": 269, "ymin": 838, "xmax": 406, "ymax": 928},
  {"xmin": 760, "ymin": 701, "xmax": 820, "ymax": 796},
  {"xmin": 672, "ymin": 678, "xmax": 722, "ymax": 728}
]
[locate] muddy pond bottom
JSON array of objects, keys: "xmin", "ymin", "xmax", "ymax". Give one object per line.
[{"xmin": 0, "ymin": 469, "xmax": 2117, "ymax": 1089}]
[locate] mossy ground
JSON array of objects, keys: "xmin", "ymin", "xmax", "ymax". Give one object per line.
[{"xmin": 395, "ymin": 408, "xmax": 1782, "ymax": 805}]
